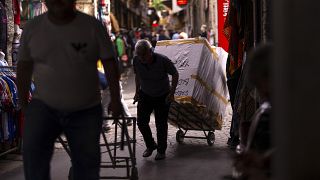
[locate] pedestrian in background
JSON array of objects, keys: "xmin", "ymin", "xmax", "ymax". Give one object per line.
[
  {"xmin": 179, "ymin": 32, "xmax": 188, "ymax": 39},
  {"xmin": 172, "ymin": 32, "xmax": 181, "ymax": 40},
  {"xmin": 16, "ymin": 0, "xmax": 122, "ymax": 179},
  {"xmin": 157, "ymin": 27, "xmax": 170, "ymax": 41},
  {"xmin": 133, "ymin": 39, "xmax": 179, "ymax": 160},
  {"xmin": 199, "ymin": 24, "xmax": 209, "ymax": 39}
]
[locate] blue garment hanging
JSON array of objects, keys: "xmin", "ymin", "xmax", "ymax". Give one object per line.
[{"xmin": 98, "ymin": 71, "xmax": 108, "ymax": 90}]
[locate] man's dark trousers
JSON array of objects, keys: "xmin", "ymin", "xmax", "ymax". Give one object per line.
[
  {"xmin": 137, "ymin": 91, "xmax": 169, "ymax": 154},
  {"xmin": 22, "ymin": 99, "xmax": 103, "ymax": 180}
]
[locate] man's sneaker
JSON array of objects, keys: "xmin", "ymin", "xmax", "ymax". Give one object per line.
[
  {"xmin": 154, "ymin": 153, "xmax": 166, "ymax": 160},
  {"xmin": 142, "ymin": 146, "xmax": 157, "ymax": 157}
]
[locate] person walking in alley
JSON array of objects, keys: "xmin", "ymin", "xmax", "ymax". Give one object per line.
[
  {"xmin": 133, "ymin": 39, "xmax": 179, "ymax": 160},
  {"xmin": 16, "ymin": 0, "xmax": 122, "ymax": 179},
  {"xmin": 199, "ymin": 24, "xmax": 209, "ymax": 39},
  {"xmin": 157, "ymin": 27, "xmax": 170, "ymax": 41},
  {"xmin": 233, "ymin": 43, "xmax": 274, "ymax": 180}
]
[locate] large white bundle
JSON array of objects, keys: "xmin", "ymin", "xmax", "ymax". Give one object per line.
[{"xmin": 155, "ymin": 38, "xmax": 229, "ymax": 130}]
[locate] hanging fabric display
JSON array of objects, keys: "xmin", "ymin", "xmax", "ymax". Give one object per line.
[
  {"xmin": 20, "ymin": 0, "xmax": 47, "ymax": 26},
  {"xmin": 0, "ymin": 2, "xmax": 7, "ymax": 56},
  {"xmin": 0, "ymin": 66, "xmax": 25, "ymax": 156},
  {"xmin": 5, "ymin": 0, "xmax": 14, "ymax": 66},
  {"xmin": 223, "ymin": 0, "xmax": 257, "ymax": 146},
  {"xmin": 12, "ymin": 0, "xmax": 21, "ymax": 66},
  {"xmin": 13, "ymin": 0, "xmax": 20, "ymax": 26}
]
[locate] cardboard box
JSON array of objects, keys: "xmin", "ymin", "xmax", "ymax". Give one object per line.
[{"xmin": 155, "ymin": 38, "xmax": 229, "ymax": 130}]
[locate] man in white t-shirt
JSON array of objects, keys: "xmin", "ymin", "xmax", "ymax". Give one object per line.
[{"xmin": 16, "ymin": 0, "xmax": 122, "ymax": 179}]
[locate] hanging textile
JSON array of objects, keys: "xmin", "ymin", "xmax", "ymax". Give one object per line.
[
  {"xmin": 236, "ymin": 0, "xmax": 256, "ymax": 126},
  {"xmin": 12, "ymin": 33, "xmax": 19, "ymax": 66},
  {"xmin": 13, "ymin": 0, "xmax": 20, "ymax": 25},
  {"xmin": 223, "ymin": 0, "xmax": 257, "ymax": 146},
  {"xmin": 5, "ymin": 0, "xmax": 14, "ymax": 66},
  {"xmin": 223, "ymin": 0, "xmax": 244, "ymax": 77},
  {"xmin": 223, "ymin": 0, "xmax": 255, "ymax": 114},
  {"xmin": 21, "ymin": 0, "xmax": 47, "ymax": 25},
  {"xmin": 0, "ymin": 68, "xmax": 25, "ymax": 155},
  {"xmin": 0, "ymin": 2, "xmax": 7, "ymax": 55},
  {"xmin": 0, "ymin": 74, "xmax": 18, "ymax": 142}
]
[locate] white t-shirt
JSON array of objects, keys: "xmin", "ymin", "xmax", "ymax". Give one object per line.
[{"xmin": 18, "ymin": 11, "xmax": 116, "ymax": 111}]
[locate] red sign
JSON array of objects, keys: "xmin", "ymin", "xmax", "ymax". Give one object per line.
[
  {"xmin": 177, "ymin": 0, "xmax": 188, "ymax": 6},
  {"xmin": 217, "ymin": 0, "xmax": 229, "ymax": 52}
]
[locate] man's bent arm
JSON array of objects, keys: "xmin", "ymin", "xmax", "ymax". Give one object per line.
[
  {"xmin": 134, "ymin": 74, "xmax": 140, "ymax": 94},
  {"xmin": 132, "ymin": 73, "xmax": 141, "ymax": 104},
  {"xmin": 101, "ymin": 57, "xmax": 122, "ymax": 116},
  {"xmin": 16, "ymin": 61, "xmax": 33, "ymax": 110},
  {"xmin": 170, "ymin": 73, "xmax": 179, "ymax": 95}
]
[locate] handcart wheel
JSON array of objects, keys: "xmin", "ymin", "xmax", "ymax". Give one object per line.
[
  {"xmin": 176, "ymin": 130, "xmax": 184, "ymax": 143},
  {"xmin": 207, "ymin": 132, "xmax": 215, "ymax": 146},
  {"xmin": 130, "ymin": 167, "xmax": 139, "ymax": 180},
  {"xmin": 68, "ymin": 166, "xmax": 73, "ymax": 180}
]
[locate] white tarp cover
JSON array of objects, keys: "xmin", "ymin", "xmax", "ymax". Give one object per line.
[{"xmin": 155, "ymin": 38, "xmax": 229, "ymax": 130}]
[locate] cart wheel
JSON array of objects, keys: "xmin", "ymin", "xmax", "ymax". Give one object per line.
[
  {"xmin": 68, "ymin": 166, "xmax": 73, "ymax": 180},
  {"xmin": 207, "ymin": 132, "xmax": 215, "ymax": 146},
  {"xmin": 176, "ymin": 130, "xmax": 184, "ymax": 143},
  {"xmin": 130, "ymin": 167, "xmax": 139, "ymax": 180}
]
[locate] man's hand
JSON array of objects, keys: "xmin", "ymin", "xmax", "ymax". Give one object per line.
[
  {"xmin": 101, "ymin": 57, "xmax": 122, "ymax": 117},
  {"xmin": 168, "ymin": 72, "xmax": 178, "ymax": 104},
  {"xmin": 108, "ymin": 99, "xmax": 123, "ymax": 117},
  {"xmin": 17, "ymin": 61, "xmax": 33, "ymax": 113},
  {"xmin": 133, "ymin": 93, "xmax": 139, "ymax": 104},
  {"xmin": 165, "ymin": 92, "xmax": 175, "ymax": 104}
]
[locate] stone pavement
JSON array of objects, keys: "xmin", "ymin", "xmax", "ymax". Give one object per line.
[{"xmin": 0, "ymin": 68, "xmax": 235, "ymax": 180}]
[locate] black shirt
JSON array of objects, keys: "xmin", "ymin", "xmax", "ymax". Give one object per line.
[{"xmin": 133, "ymin": 52, "xmax": 178, "ymax": 97}]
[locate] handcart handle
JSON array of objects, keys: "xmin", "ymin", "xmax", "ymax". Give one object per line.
[{"xmin": 104, "ymin": 115, "xmax": 127, "ymax": 150}]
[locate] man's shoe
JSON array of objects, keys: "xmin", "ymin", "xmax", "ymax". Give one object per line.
[
  {"xmin": 154, "ymin": 153, "xmax": 166, "ymax": 160},
  {"xmin": 142, "ymin": 146, "xmax": 157, "ymax": 157},
  {"xmin": 227, "ymin": 137, "xmax": 240, "ymax": 150}
]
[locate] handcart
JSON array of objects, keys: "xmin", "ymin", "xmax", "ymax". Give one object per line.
[
  {"xmin": 168, "ymin": 101, "xmax": 216, "ymax": 146},
  {"xmin": 58, "ymin": 116, "xmax": 138, "ymax": 180}
]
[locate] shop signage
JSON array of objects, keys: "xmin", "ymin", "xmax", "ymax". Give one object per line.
[
  {"xmin": 177, "ymin": 0, "xmax": 188, "ymax": 6},
  {"xmin": 76, "ymin": 0, "xmax": 93, "ymax": 3},
  {"xmin": 217, "ymin": 0, "xmax": 229, "ymax": 52}
]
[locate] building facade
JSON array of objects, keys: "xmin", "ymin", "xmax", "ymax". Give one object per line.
[
  {"xmin": 111, "ymin": 0, "xmax": 149, "ymax": 31},
  {"xmin": 184, "ymin": 0, "xmax": 217, "ymax": 44}
]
